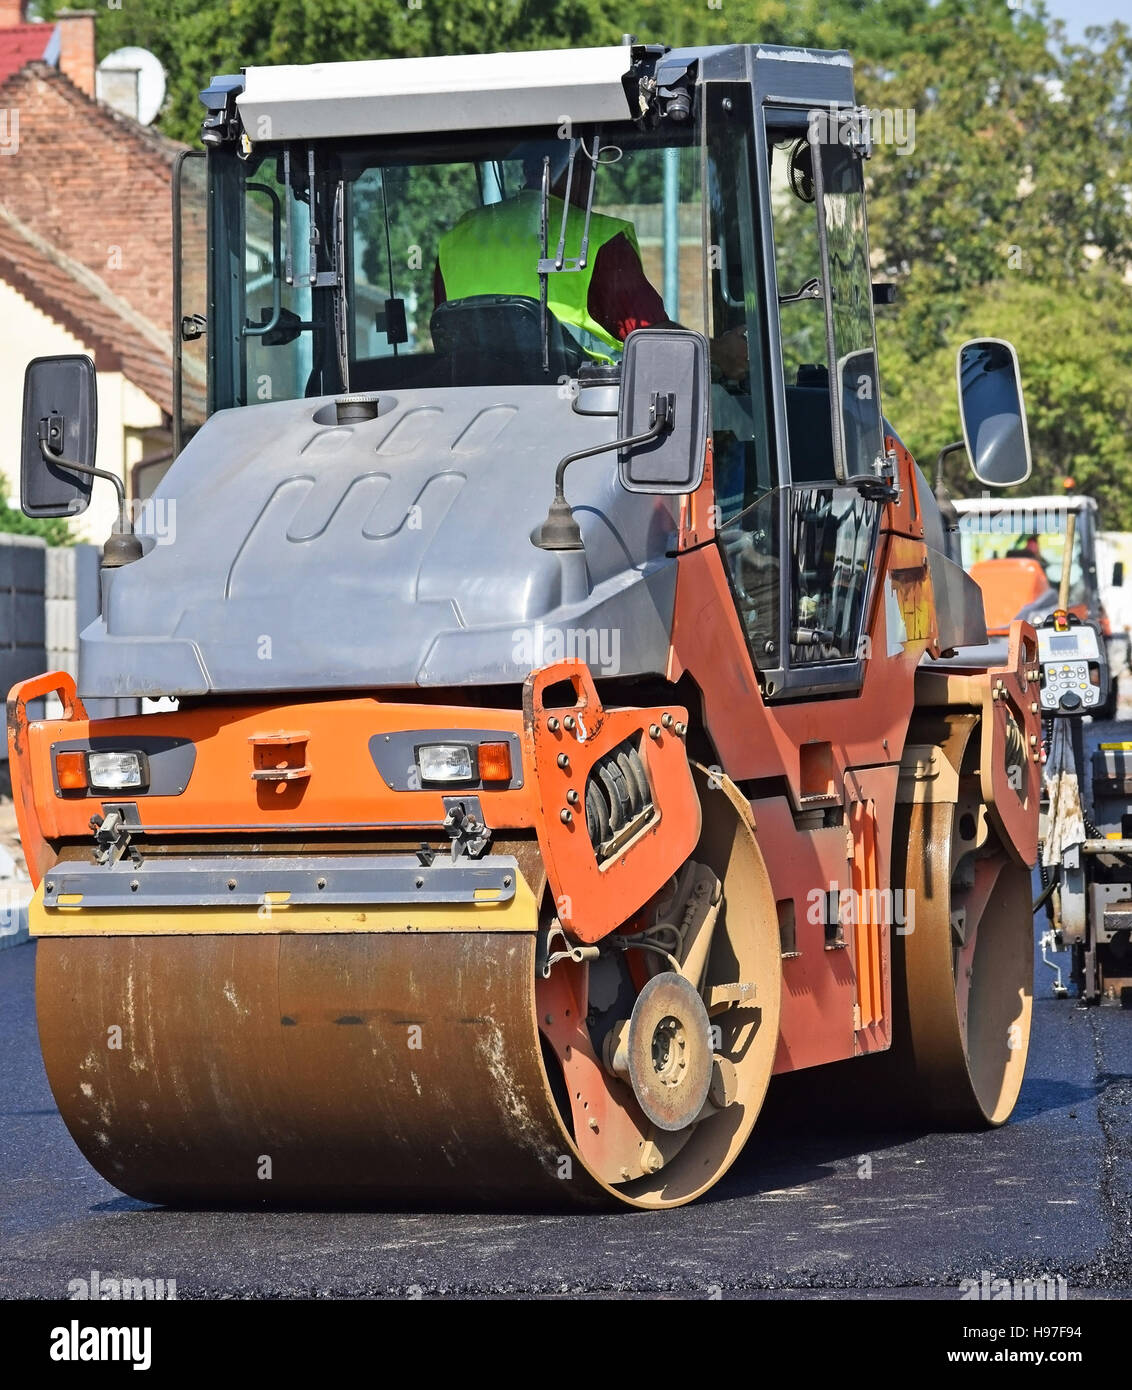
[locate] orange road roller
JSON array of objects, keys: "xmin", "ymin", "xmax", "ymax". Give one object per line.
[{"xmin": 12, "ymin": 39, "xmax": 1041, "ymax": 1208}]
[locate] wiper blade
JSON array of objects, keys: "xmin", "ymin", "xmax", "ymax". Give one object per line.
[
  {"xmin": 553, "ymin": 141, "xmax": 575, "ymax": 270},
  {"xmin": 539, "ymin": 156, "xmax": 550, "ymax": 374}
]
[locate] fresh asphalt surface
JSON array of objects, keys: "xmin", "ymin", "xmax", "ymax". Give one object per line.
[{"xmin": 1, "ymin": 724, "xmax": 1130, "ymax": 1301}]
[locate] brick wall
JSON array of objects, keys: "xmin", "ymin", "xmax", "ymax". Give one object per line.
[{"xmin": 0, "ymin": 64, "xmax": 177, "ymax": 333}]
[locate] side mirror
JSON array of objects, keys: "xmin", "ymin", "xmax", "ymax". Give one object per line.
[
  {"xmin": 956, "ymin": 338, "xmax": 1032, "ymax": 489},
  {"xmin": 617, "ymin": 328, "xmax": 709, "ymax": 494},
  {"xmin": 21, "ymin": 354, "xmax": 96, "ymax": 518},
  {"xmin": 1114, "ymin": 561, "xmax": 1125, "ymax": 588}
]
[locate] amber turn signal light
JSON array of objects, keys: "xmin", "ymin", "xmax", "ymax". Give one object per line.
[
  {"xmin": 477, "ymin": 741, "xmax": 512, "ymax": 783},
  {"xmin": 55, "ymin": 750, "xmax": 87, "ymax": 791}
]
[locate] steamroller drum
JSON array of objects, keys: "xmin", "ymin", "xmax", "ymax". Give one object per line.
[
  {"xmin": 849, "ymin": 710, "xmax": 1035, "ymax": 1128},
  {"xmin": 892, "ymin": 792, "xmax": 1033, "ymax": 1126},
  {"xmin": 37, "ymin": 766, "xmax": 781, "ymax": 1208},
  {"xmin": 765, "ymin": 717, "xmax": 1033, "ymax": 1130},
  {"xmin": 37, "ymin": 931, "xmax": 616, "ymax": 1207}
]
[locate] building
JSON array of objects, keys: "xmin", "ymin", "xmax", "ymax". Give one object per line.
[{"xmin": 0, "ymin": 2, "xmax": 185, "ymax": 542}]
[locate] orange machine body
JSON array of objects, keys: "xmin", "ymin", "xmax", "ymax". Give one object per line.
[
  {"xmin": 971, "ymin": 557, "xmax": 1053, "ymax": 634},
  {"xmin": 9, "ymin": 436, "xmax": 1040, "ymax": 1084}
]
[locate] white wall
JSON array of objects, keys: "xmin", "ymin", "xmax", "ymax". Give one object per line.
[{"xmin": 0, "ymin": 278, "xmax": 163, "ymax": 544}]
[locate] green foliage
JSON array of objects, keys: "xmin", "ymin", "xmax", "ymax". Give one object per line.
[
  {"xmin": 0, "ymin": 486, "xmax": 72, "ymax": 545},
  {"xmin": 859, "ymin": 1, "xmax": 1132, "ymax": 340},
  {"xmin": 629, "ymin": 0, "xmax": 932, "ymax": 62},
  {"xmin": 879, "ymin": 269, "xmax": 1132, "ymax": 527},
  {"xmin": 857, "ymin": 1, "xmax": 1132, "ymax": 519}
]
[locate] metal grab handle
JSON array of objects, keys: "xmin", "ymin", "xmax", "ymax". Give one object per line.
[
  {"xmin": 8, "ymin": 670, "xmax": 87, "ymax": 722},
  {"xmin": 243, "ymin": 181, "xmax": 283, "ymax": 337}
]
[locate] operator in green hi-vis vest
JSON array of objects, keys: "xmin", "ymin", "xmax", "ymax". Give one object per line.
[{"xmin": 434, "ymin": 142, "xmax": 749, "ymax": 376}]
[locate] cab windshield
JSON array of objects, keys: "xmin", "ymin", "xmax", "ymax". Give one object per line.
[
  {"xmin": 959, "ymin": 511, "xmax": 1086, "ymax": 606},
  {"xmin": 208, "ymin": 126, "xmax": 704, "ymax": 410}
]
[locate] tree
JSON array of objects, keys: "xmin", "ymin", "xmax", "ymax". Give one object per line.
[
  {"xmin": 858, "ymin": 1, "xmax": 1132, "ymax": 353},
  {"xmin": 0, "ymin": 486, "xmax": 73, "ymax": 545},
  {"xmin": 854, "ymin": 2, "xmax": 1132, "ymax": 521},
  {"xmin": 878, "ymin": 269, "xmax": 1132, "ymax": 526},
  {"xmin": 629, "ymin": 0, "xmax": 931, "ymax": 62}
]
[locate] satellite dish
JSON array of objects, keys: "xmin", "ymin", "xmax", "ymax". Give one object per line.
[{"xmin": 97, "ymin": 46, "xmax": 166, "ymax": 126}]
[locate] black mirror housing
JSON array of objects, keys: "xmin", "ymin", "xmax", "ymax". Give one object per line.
[
  {"xmin": 21, "ymin": 354, "xmax": 97, "ymax": 518},
  {"xmin": 956, "ymin": 337, "xmax": 1032, "ymax": 490},
  {"xmin": 1114, "ymin": 561, "xmax": 1125, "ymax": 589},
  {"xmin": 617, "ymin": 328, "xmax": 709, "ymax": 495}
]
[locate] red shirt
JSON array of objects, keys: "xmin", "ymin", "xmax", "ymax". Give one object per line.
[{"xmin": 433, "ymin": 231, "xmax": 669, "ymax": 343}]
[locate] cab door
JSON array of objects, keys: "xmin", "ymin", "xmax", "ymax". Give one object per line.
[
  {"xmin": 771, "ymin": 106, "xmax": 888, "ymax": 696},
  {"xmin": 710, "ymin": 93, "xmax": 888, "ymax": 699}
]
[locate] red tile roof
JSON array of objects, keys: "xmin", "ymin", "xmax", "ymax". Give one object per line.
[
  {"xmin": 0, "ymin": 208, "xmax": 179, "ymax": 414},
  {"xmin": 0, "ymin": 62, "xmax": 204, "ymax": 420},
  {"xmin": 0, "ymin": 22, "xmax": 52, "ymax": 88}
]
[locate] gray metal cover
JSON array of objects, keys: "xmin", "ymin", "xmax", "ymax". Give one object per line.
[{"xmin": 79, "ymin": 386, "xmax": 680, "ymax": 698}]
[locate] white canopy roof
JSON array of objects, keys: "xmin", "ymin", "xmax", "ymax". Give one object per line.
[{"xmin": 237, "ymin": 46, "xmax": 634, "ymax": 143}]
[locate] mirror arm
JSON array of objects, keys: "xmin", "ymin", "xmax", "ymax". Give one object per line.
[
  {"xmin": 39, "ymin": 439, "xmax": 134, "ymax": 536},
  {"xmin": 536, "ymin": 394, "xmax": 674, "ymax": 551},
  {"xmin": 845, "ymin": 472, "xmax": 898, "ymax": 503},
  {"xmin": 846, "ymin": 447, "xmax": 899, "ymax": 503},
  {"xmin": 554, "ymin": 394, "xmax": 672, "ymax": 497},
  {"xmin": 934, "ymin": 439, "xmax": 967, "ymax": 495}
]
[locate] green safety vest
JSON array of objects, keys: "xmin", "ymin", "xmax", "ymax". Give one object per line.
[{"xmin": 438, "ymin": 189, "xmax": 640, "ymax": 360}]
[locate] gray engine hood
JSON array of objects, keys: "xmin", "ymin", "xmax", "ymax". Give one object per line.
[{"xmin": 80, "ymin": 387, "xmax": 681, "ymax": 699}]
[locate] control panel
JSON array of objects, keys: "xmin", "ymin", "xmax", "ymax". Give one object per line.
[{"xmin": 1036, "ymin": 621, "xmax": 1107, "ymax": 714}]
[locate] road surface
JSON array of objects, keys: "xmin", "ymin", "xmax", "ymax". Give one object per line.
[{"xmin": 1, "ymin": 722, "xmax": 1129, "ymax": 1301}]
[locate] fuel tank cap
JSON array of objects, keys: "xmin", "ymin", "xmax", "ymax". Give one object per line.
[{"xmin": 313, "ymin": 394, "xmax": 395, "ymax": 426}]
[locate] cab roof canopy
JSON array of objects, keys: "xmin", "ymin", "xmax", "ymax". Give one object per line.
[{"xmin": 231, "ymin": 43, "xmax": 854, "ymax": 144}]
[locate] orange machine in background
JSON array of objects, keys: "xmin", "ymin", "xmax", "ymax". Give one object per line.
[{"xmin": 957, "ymin": 495, "xmax": 1122, "ymax": 717}]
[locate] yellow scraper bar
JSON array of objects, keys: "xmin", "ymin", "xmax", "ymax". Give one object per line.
[{"xmin": 29, "ymin": 874, "xmax": 539, "ymax": 936}]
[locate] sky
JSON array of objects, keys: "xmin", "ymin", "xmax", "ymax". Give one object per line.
[{"xmin": 1039, "ymin": 0, "xmax": 1130, "ymax": 40}]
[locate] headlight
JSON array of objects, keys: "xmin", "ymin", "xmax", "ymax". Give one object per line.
[
  {"xmin": 86, "ymin": 750, "xmax": 147, "ymax": 791},
  {"xmin": 417, "ymin": 743, "xmax": 475, "ymax": 784}
]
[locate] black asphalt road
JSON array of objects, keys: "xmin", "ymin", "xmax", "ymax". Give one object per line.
[{"xmin": 1, "ymin": 724, "xmax": 1130, "ymax": 1301}]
